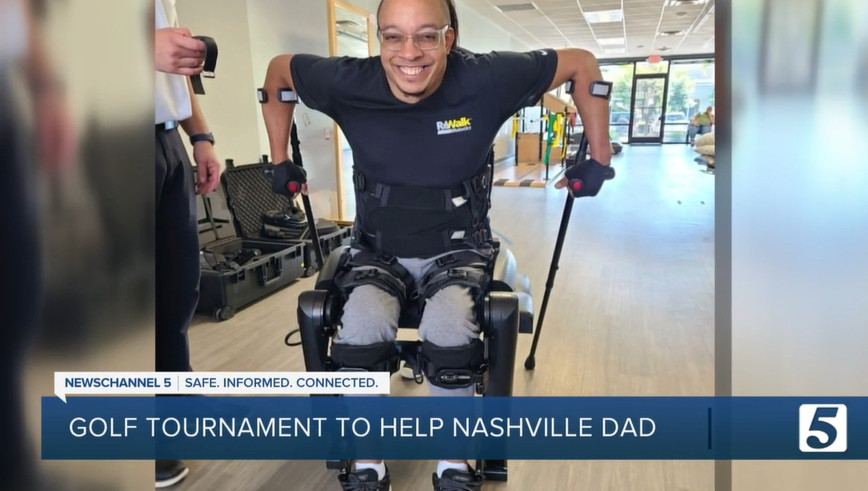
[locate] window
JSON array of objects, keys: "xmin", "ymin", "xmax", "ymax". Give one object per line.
[
  {"xmin": 600, "ymin": 64, "xmax": 634, "ymax": 143},
  {"xmin": 663, "ymin": 60, "xmax": 715, "ymax": 142}
]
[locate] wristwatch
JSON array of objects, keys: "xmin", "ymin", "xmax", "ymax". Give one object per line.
[
  {"xmin": 589, "ymin": 81, "xmax": 613, "ymax": 100},
  {"xmin": 190, "ymin": 132, "xmax": 215, "ymax": 146}
]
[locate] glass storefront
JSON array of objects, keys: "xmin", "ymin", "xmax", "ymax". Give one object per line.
[
  {"xmin": 600, "ymin": 58, "xmax": 715, "ymax": 144},
  {"xmin": 664, "ymin": 60, "xmax": 716, "ymax": 143},
  {"xmin": 600, "ymin": 64, "xmax": 635, "ymax": 144}
]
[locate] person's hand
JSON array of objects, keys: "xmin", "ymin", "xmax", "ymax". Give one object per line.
[
  {"xmin": 34, "ymin": 85, "xmax": 77, "ymax": 171},
  {"xmin": 155, "ymin": 27, "xmax": 206, "ymax": 75},
  {"xmin": 193, "ymin": 143, "xmax": 221, "ymax": 194},
  {"xmin": 271, "ymin": 159, "xmax": 308, "ymax": 196},
  {"xmin": 555, "ymin": 158, "xmax": 613, "ymax": 197}
]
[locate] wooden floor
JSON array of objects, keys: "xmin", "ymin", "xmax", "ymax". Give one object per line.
[
  {"xmin": 180, "ymin": 144, "xmax": 715, "ymax": 491},
  {"xmin": 492, "ymin": 161, "xmax": 565, "ymax": 187}
]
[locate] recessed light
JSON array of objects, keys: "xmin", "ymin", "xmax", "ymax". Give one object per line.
[
  {"xmin": 604, "ymin": 48, "xmax": 627, "ymax": 55},
  {"xmin": 494, "ymin": 3, "xmax": 538, "ymax": 13},
  {"xmin": 583, "ymin": 9, "xmax": 623, "ymax": 23},
  {"xmin": 597, "ymin": 37, "xmax": 625, "ymax": 46},
  {"xmin": 666, "ymin": 0, "xmax": 707, "ymax": 6}
]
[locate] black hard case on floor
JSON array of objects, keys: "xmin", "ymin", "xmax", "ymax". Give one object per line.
[
  {"xmin": 195, "ymin": 167, "xmax": 306, "ymax": 321},
  {"xmin": 220, "ymin": 161, "xmax": 352, "ymax": 277},
  {"xmin": 197, "ymin": 236, "xmax": 305, "ymax": 321}
]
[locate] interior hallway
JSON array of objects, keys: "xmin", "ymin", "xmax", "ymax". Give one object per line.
[{"xmin": 180, "ymin": 143, "xmax": 716, "ymax": 490}]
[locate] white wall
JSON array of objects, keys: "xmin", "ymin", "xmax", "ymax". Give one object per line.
[
  {"xmin": 453, "ymin": 2, "xmax": 530, "ymax": 162},
  {"xmin": 246, "ymin": 0, "xmax": 339, "ymax": 218},
  {"xmin": 172, "ymin": 0, "xmax": 536, "ymax": 219},
  {"xmin": 45, "ymin": 0, "xmax": 152, "ymax": 125},
  {"xmin": 175, "ymin": 0, "xmax": 261, "ymax": 165}
]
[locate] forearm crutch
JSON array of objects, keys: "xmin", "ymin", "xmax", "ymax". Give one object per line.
[{"xmin": 525, "ymin": 133, "xmax": 615, "ymax": 370}]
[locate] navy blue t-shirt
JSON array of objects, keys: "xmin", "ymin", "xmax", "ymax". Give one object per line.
[{"xmin": 290, "ymin": 49, "xmax": 558, "ymax": 187}]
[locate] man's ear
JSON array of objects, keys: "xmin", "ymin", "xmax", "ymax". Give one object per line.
[{"xmin": 445, "ymin": 27, "xmax": 456, "ymax": 51}]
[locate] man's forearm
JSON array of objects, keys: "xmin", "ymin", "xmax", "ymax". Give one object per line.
[
  {"xmin": 180, "ymin": 78, "xmax": 210, "ymax": 136},
  {"xmin": 568, "ymin": 53, "xmax": 611, "ymax": 164},
  {"xmin": 261, "ymin": 55, "xmax": 296, "ymax": 163}
]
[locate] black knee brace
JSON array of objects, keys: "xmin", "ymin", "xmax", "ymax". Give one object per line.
[
  {"xmin": 330, "ymin": 341, "xmax": 399, "ymax": 373},
  {"xmin": 334, "ymin": 251, "xmax": 416, "ymax": 305},
  {"xmin": 420, "ymin": 339, "xmax": 486, "ymax": 391},
  {"xmin": 421, "ymin": 251, "xmax": 491, "ymax": 320}
]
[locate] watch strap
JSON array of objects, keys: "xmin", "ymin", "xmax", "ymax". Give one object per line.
[
  {"xmin": 190, "ymin": 133, "xmax": 215, "ymax": 146},
  {"xmin": 190, "ymin": 36, "xmax": 218, "ymax": 95}
]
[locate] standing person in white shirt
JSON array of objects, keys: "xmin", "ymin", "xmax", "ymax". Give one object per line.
[{"xmin": 154, "ymin": 0, "xmax": 220, "ymax": 486}]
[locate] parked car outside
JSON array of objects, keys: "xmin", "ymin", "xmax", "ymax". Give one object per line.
[
  {"xmin": 664, "ymin": 112, "xmax": 689, "ymax": 124},
  {"xmin": 653, "ymin": 112, "xmax": 689, "ymax": 132}
]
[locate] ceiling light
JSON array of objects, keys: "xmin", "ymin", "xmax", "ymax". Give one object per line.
[
  {"xmin": 597, "ymin": 37, "xmax": 625, "ymax": 46},
  {"xmin": 658, "ymin": 30, "xmax": 685, "ymax": 36},
  {"xmin": 604, "ymin": 48, "xmax": 626, "ymax": 55},
  {"xmin": 495, "ymin": 3, "xmax": 538, "ymax": 13},
  {"xmin": 666, "ymin": 0, "xmax": 707, "ymax": 6},
  {"xmin": 583, "ymin": 9, "xmax": 623, "ymax": 23}
]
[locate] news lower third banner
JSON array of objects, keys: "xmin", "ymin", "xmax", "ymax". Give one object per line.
[{"xmin": 42, "ymin": 396, "xmax": 868, "ymax": 460}]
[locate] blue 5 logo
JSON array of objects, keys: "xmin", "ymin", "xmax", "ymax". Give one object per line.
[{"xmin": 799, "ymin": 404, "xmax": 848, "ymax": 453}]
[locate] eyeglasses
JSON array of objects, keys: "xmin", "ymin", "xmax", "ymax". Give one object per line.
[{"xmin": 378, "ymin": 25, "xmax": 450, "ymax": 51}]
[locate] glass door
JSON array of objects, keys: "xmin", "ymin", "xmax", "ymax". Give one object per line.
[{"xmin": 629, "ymin": 74, "xmax": 668, "ymax": 144}]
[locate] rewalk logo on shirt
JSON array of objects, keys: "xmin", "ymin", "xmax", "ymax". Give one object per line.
[{"xmin": 436, "ymin": 116, "xmax": 473, "ymax": 135}]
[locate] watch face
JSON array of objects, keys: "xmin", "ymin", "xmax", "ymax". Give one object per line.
[
  {"xmin": 278, "ymin": 89, "xmax": 298, "ymax": 103},
  {"xmin": 591, "ymin": 82, "xmax": 612, "ymax": 98}
]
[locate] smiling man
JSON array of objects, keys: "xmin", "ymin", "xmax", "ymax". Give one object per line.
[
  {"xmin": 260, "ymin": 0, "xmax": 611, "ymax": 489},
  {"xmin": 376, "ymin": 0, "xmax": 452, "ymax": 103}
]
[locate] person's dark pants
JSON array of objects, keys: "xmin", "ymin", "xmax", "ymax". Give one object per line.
[
  {"xmin": 1, "ymin": 94, "xmax": 41, "ymax": 488},
  {"xmin": 155, "ymin": 126, "xmax": 200, "ymax": 372}
]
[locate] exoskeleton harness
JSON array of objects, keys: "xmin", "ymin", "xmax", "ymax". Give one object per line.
[{"xmin": 329, "ymin": 153, "xmax": 496, "ymax": 390}]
